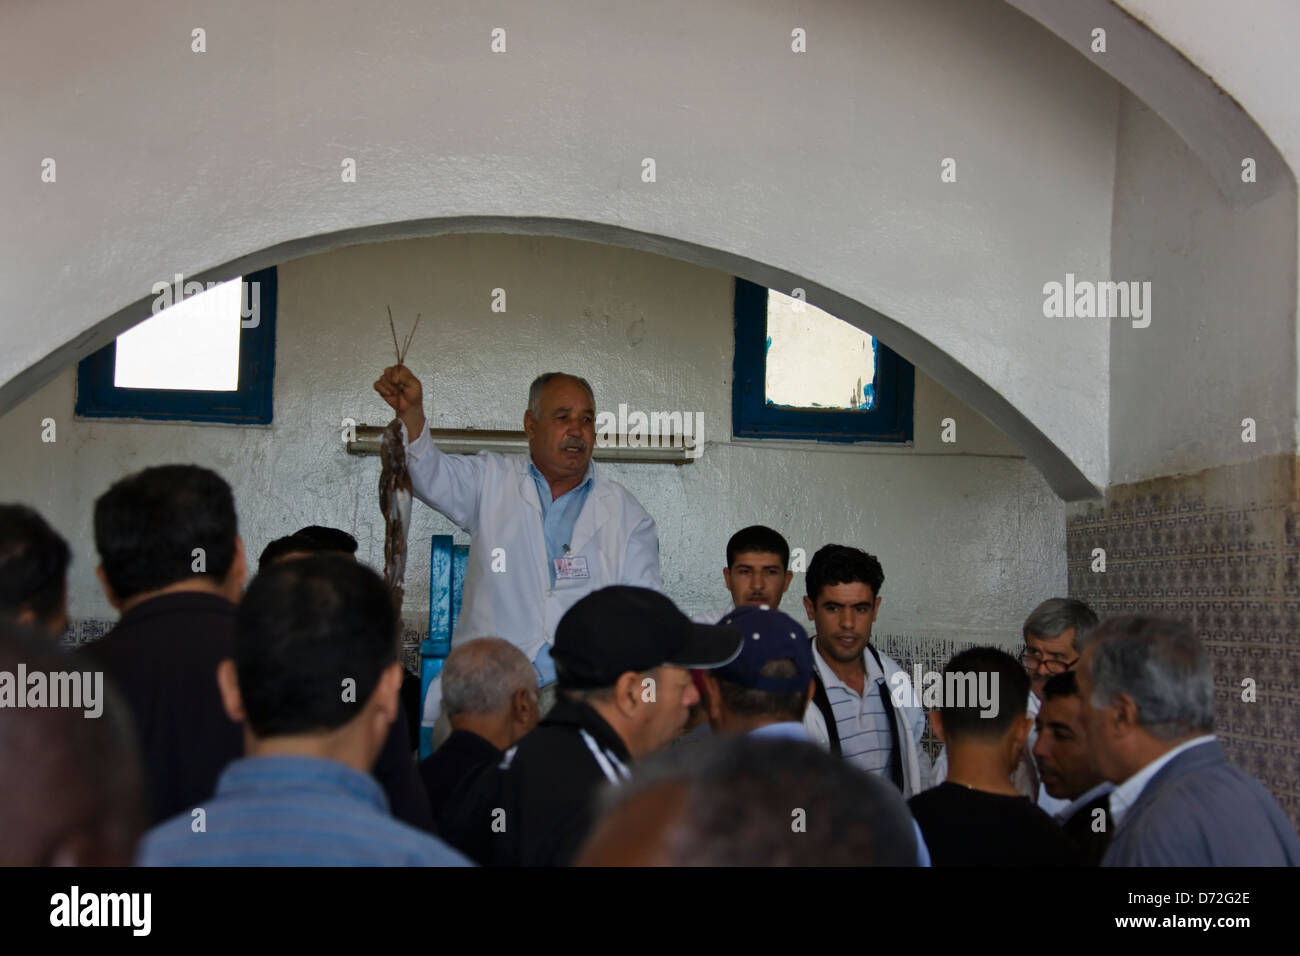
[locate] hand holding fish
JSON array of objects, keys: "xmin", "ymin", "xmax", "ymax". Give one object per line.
[{"xmin": 373, "ymin": 364, "xmax": 425, "ymax": 439}]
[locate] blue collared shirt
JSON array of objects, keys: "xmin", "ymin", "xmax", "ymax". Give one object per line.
[
  {"xmin": 527, "ymin": 457, "xmax": 595, "ymax": 588},
  {"xmin": 137, "ymin": 754, "xmax": 472, "ymax": 866}
]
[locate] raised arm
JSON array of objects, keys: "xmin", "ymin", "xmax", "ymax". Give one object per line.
[{"xmin": 373, "ymin": 365, "xmax": 485, "ymax": 532}]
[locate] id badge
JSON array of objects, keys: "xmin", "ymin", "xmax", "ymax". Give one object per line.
[{"xmin": 554, "ymin": 555, "xmax": 590, "ymax": 583}]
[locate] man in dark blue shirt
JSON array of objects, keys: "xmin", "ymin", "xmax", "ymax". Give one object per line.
[{"xmin": 139, "ymin": 555, "xmax": 468, "ymax": 866}]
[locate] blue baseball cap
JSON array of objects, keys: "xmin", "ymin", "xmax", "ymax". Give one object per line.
[{"xmin": 713, "ymin": 605, "xmax": 813, "ymax": 692}]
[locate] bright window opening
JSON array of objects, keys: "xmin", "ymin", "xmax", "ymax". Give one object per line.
[
  {"xmin": 113, "ymin": 279, "xmax": 242, "ymax": 391},
  {"xmin": 765, "ymin": 290, "xmax": 877, "ymax": 410}
]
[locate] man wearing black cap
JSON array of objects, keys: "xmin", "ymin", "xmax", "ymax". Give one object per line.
[{"xmin": 441, "ymin": 585, "xmax": 742, "ymax": 866}]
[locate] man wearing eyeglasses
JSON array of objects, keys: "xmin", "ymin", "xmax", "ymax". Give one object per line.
[{"xmin": 929, "ymin": 598, "xmax": 1099, "ymax": 814}]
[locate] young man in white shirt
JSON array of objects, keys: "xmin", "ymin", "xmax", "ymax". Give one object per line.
[{"xmin": 800, "ymin": 544, "xmax": 930, "ymax": 797}]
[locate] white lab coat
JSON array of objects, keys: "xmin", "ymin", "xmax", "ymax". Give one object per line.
[{"xmin": 405, "ymin": 421, "xmax": 664, "ymax": 665}]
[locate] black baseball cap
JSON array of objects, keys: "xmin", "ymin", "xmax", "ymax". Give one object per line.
[{"xmin": 552, "ymin": 586, "xmax": 743, "ymax": 689}]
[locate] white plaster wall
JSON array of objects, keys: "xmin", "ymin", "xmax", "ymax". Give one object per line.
[
  {"xmin": 0, "ymin": 0, "xmax": 1119, "ymax": 498},
  {"xmin": 0, "ymin": 235, "xmax": 1063, "ymax": 646},
  {"xmin": 1110, "ymin": 93, "xmax": 1298, "ymax": 484},
  {"xmin": 1110, "ymin": 0, "xmax": 1300, "ymax": 450}
]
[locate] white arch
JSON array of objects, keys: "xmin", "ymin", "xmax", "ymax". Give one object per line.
[{"xmin": 2, "ymin": 0, "xmax": 1294, "ymax": 500}]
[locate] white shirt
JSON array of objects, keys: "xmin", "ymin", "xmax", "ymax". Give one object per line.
[
  {"xmin": 1108, "ymin": 735, "xmax": 1217, "ymax": 827},
  {"xmin": 811, "ymin": 642, "xmax": 895, "ymax": 778},
  {"xmin": 405, "ymin": 420, "xmax": 663, "ymax": 661},
  {"xmin": 406, "ymin": 421, "xmax": 664, "ymax": 726}
]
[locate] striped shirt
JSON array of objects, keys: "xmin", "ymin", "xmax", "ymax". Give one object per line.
[
  {"xmin": 812, "ymin": 642, "xmax": 896, "ymax": 779},
  {"xmin": 138, "ymin": 754, "xmax": 471, "ymax": 866}
]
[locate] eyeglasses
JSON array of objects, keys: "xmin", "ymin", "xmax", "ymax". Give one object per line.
[{"xmin": 1019, "ymin": 647, "xmax": 1079, "ymax": 675}]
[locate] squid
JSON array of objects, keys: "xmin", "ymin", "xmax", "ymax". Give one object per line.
[{"xmin": 380, "ymin": 306, "xmax": 420, "ymax": 615}]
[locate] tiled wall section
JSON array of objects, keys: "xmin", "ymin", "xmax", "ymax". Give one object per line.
[{"xmin": 1066, "ymin": 454, "xmax": 1300, "ymax": 827}]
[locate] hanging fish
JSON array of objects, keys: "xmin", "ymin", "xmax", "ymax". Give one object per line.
[{"xmin": 379, "ymin": 306, "xmax": 421, "ymax": 614}]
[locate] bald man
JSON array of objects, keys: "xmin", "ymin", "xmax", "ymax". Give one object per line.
[
  {"xmin": 419, "ymin": 638, "xmax": 540, "ymax": 828},
  {"xmin": 0, "ymin": 621, "xmax": 145, "ymax": 864}
]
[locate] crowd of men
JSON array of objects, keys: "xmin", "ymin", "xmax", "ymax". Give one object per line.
[{"xmin": 0, "ymin": 366, "xmax": 1297, "ymax": 867}]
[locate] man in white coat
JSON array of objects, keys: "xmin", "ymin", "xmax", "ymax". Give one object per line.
[{"xmin": 374, "ymin": 365, "xmax": 664, "ymax": 723}]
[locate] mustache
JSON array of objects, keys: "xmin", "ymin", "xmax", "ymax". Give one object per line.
[{"xmin": 561, "ymin": 438, "xmax": 589, "ymax": 452}]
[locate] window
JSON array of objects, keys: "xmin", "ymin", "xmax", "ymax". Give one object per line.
[
  {"xmin": 76, "ymin": 267, "xmax": 277, "ymax": 424},
  {"xmin": 732, "ymin": 278, "xmax": 913, "ymax": 441}
]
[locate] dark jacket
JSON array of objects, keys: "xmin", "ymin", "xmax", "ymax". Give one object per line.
[
  {"xmin": 442, "ymin": 697, "xmax": 631, "ymax": 866},
  {"xmin": 419, "ymin": 728, "xmax": 501, "ymax": 829},
  {"xmin": 1102, "ymin": 739, "xmax": 1300, "ymax": 866},
  {"xmin": 81, "ymin": 590, "xmax": 435, "ymax": 834},
  {"xmin": 80, "ymin": 592, "xmax": 244, "ymax": 824},
  {"xmin": 1062, "ymin": 792, "xmax": 1112, "ymax": 866},
  {"xmin": 373, "ymin": 705, "xmax": 438, "ymax": 834}
]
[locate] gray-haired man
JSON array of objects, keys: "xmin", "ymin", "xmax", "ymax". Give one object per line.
[
  {"xmin": 931, "ymin": 597, "xmax": 1099, "ymax": 813},
  {"xmin": 375, "ymin": 366, "xmax": 664, "ymax": 727},
  {"xmin": 419, "ymin": 638, "xmax": 541, "ymax": 829},
  {"xmin": 1078, "ymin": 615, "xmax": 1300, "ymax": 866}
]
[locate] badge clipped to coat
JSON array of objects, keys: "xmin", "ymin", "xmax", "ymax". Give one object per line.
[{"xmin": 555, "ymin": 553, "xmax": 590, "ymax": 583}]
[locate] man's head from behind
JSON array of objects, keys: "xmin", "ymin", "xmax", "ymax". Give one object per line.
[
  {"xmin": 552, "ymin": 586, "xmax": 743, "ymax": 759},
  {"xmin": 929, "ymin": 646, "xmax": 1031, "ymax": 778},
  {"xmin": 723, "ymin": 525, "xmax": 792, "ymax": 610},
  {"xmin": 700, "ymin": 606, "xmax": 813, "ymax": 734},
  {"xmin": 442, "ymin": 637, "xmax": 540, "ymax": 751},
  {"xmin": 258, "ymin": 525, "xmax": 359, "ymax": 572},
  {"xmin": 218, "ymin": 556, "xmax": 401, "ymax": 770},
  {"xmin": 0, "ymin": 621, "xmax": 144, "ymax": 865},
  {"xmin": 1032, "ymin": 671, "xmax": 1106, "ymax": 801},
  {"xmin": 1076, "ymin": 615, "xmax": 1214, "ymax": 784},
  {"xmin": 523, "ymin": 372, "xmax": 596, "ymax": 485},
  {"xmin": 0, "ymin": 504, "xmax": 70, "ymax": 637},
  {"xmin": 803, "ymin": 544, "xmax": 884, "ymax": 666},
  {"xmin": 576, "ymin": 736, "xmax": 919, "ymax": 866},
  {"xmin": 94, "ymin": 464, "xmax": 245, "ymax": 610},
  {"xmin": 1022, "ymin": 597, "xmax": 1099, "ymax": 697}
]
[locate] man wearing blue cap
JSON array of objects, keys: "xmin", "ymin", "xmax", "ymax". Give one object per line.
[
  {"xmin": 698, "ymin": 605, "xmax": 816, "ymax": 740},
  {"xmin": 698, "ymin": 604, "xmax": 932, "ymax": 865}
]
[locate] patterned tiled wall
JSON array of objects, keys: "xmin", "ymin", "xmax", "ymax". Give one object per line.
[{"xmin": 1065, "ymin": 455, "xmax": 1300, "ymax": 827}]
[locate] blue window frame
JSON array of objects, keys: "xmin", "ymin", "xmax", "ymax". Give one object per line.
[
  {"xmin": 76, "ymin": 267, "xmax": 277, "ymax": 424},
  {"xmin": 732, "ymin": 278, "xmax": 913, "ymax": 442}
]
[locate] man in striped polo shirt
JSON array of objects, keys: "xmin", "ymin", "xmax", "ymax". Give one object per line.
[{"xmin": 801, "ymin": 544, "xmax": 931, "ymax": 797}]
